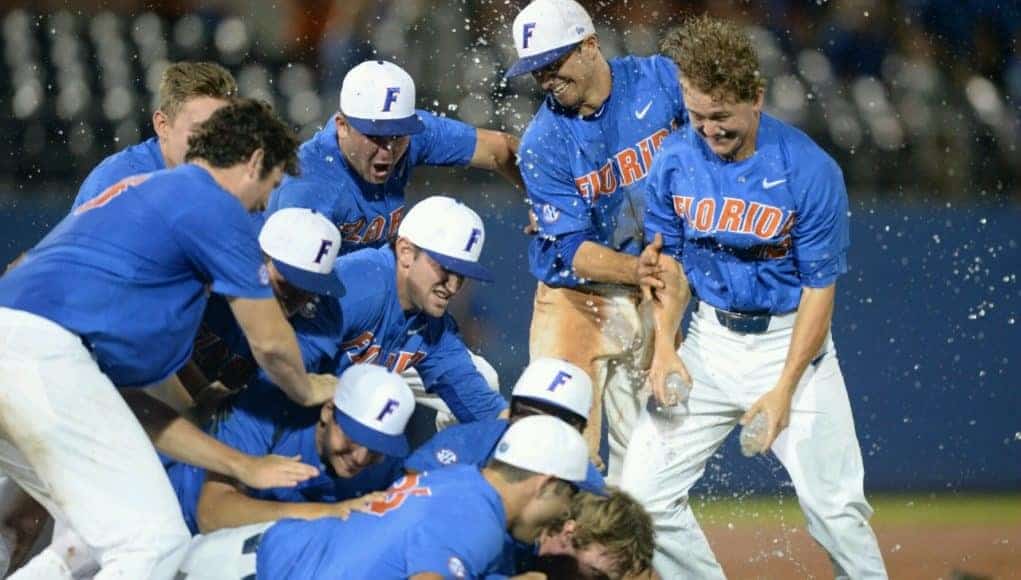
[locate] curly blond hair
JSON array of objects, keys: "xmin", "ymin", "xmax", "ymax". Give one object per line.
[
  {"xmin": 660, "ymin": 14, "xmax": 764, "ymax": 103},
  {"xmin": 544, "ymin": 488, "xmax": 655, "ymax": 576}
]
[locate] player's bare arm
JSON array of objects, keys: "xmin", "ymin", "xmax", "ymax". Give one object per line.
[
  {"xmin": 571, "ymin": 241, "xmax": 644, "ymax": 286},
  {"xmin": 196, "ymin": 473, "xmax": 383, "ymax": 533},
  {"xmin": 121, "ymin": 387, "xmax": 319, "ymax": 489},
  {"xmin": 229, "ymin": 295, "xmax": 332, "ymax": 406},
  {"xmin": 740, "ymin": 284, "xmax": 836, "ymax": 448},
  {"xmin": 470, "ymin": 128, "xmax": 524, "ymax": 189},
  {"xmin": 644, "ymin": 251, "xmax": 693, "ymax": 406}
]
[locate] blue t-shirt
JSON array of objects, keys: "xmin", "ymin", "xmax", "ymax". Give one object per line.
[
  {"xmin": 405, "ymin": 418, "xmax": 605, "ymax": 577},
  {"xmin": 257, "ymin": 466, "xmax": 506, "ymax": 579},
  {"xmin": 292, "ymin": 246, "xmax": 508, "ymax": 422},
  {"xmin": 644, "ymin": 113, "xmax": 850, "ymax": 314},
  {"xmin": 167, "ymin": 384, "xmax": 403, "ymax": 534},
  {"xmin": 71, "ymin": 137, "xmax": 165, "ymax": 210},
  {"xmin": 267, "ymin": 111, "xmax": 477, "ymax": 254},
  {"xmin": 0, "ymin": 165, "xmax": 272, "ymax": 387},
  {"xmin": 519, "ymin": 55, "xmax": 685, "ymax": 287}
]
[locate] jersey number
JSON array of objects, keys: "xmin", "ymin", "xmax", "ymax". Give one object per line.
[{"xmin": 366, "ymin": 473, "xmax": 431, "ymax": 516}]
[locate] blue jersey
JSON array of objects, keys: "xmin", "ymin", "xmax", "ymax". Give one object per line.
[
  {"xmin": 405, "ymin": 418, "xmax": 605, "ymax": 577},
  {"xmin": 71, "ymin": 137, "xmax": 165, "ymax": 210},
  {"xmin": 519, "ymin": 55, "xmax": 685, "ymax": 287},
  {"xmin": 267, "ymin": 111, "xmax": 477, "ymax": 253},
  {"xmin": 644, "ymin": 114, "xmax": 850, "ymax": 313},
  {"xmin": 167, "ymin": 384, "xmax": 403, "ymax": 534},
  {"xmin": 0, "ymin": 165, "xmax": 271, "ymax": 386},
  {"xmin": 257, "ymin": 466, "xmax": 506, "ymax": 579},
  {"xmin": 292, "ymin": 246, "xmax": 507, "ymax": 422}
]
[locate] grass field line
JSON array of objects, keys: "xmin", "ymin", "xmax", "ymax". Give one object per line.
[{"xmin": 691, "ymin": 493, "xmax": 1021, "ymax": 526}]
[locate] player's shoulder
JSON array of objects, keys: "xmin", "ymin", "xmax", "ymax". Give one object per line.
[
  {"xmin": 766, "ymin": 115, "xmax": 842, "ymax": 183},
  {"xmin": 80, "ymin": 138, "xmax": 162, "ymax": 188},
  {"xmin": 336, "ymin": 247, "xmax": 396, "ymax": 306},
  {"xmin": 609, "ymin": 54, "xmax": 676, "ymax": 82}
]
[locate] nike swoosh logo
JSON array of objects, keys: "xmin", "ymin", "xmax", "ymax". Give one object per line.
[
  {"xmin": 762, "ymin": 178, "xmax": 787, "ymax": 189},
  {"xmin": 407, "ymin": 325, "xmax": 426, "ymax": 336},
  {"xmin": 635, "ymin": 101, "xmax": 653, "ymax": 119}
]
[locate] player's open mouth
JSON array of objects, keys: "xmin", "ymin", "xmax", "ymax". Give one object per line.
[
  {"xmin": 551, "ymin": 81, "xmax": 570, "ymax": 97},
  {"xmin": 371, "ymin": 162, "xmax": 391, "ymax": 177}
]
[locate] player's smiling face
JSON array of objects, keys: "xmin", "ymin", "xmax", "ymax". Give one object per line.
[
  {"xmin": 531, "ymin": 37, "xmax": 601, "ymax": 113},
  {"xmin": 318, "ymin": 403, "xmax": 383, "ymax": 478},
  {"xmin": 336, "ymin": 115, "xmax": 411, "ymax": 184},
  {"xmin": 512, "ymin": 478, "xmax": 575, "ymax": 544},
  {"xmin": 681, "ymin": 78, "xmax": 763, "ymax": 162},
  {"xmin": 155, "ymin": 96, "xmax": 230, "ymax": 168}
]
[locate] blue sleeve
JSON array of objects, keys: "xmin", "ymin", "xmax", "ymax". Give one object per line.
[
  {"xmin": 519, "ymin": 125, "xmax": 592, "ymax": 238},
  {"xmin": 404, "ymin": 423, "xmax": 483, "ymax": 473},
  {"xmin": 173, "ymin": 200, "xmax": 273, "ymax": 299},
  {"xmin": 791, "ymin": 154, "xmax": 849, "ymax": 287},
  {"xmin": 408, "ymin": 110, "xmax": 477, "ymax": 167},
  {"xmin": 73, "ymin": 167, "xmax": 111, "ymax": 211},
  {"xmin": 289, "ymin": 298, "xmax": 345, "ymax": 374},
  {"xmin": 416, "ymin": 321, "xmax": 508, "ymax": 422},
  {"xmin": 527, "ymin": 230, "xmax": 591, "ymax": 288},
  {"xmin": 644, "ymin": 143, "xmax": 686, "ymax": 261}
]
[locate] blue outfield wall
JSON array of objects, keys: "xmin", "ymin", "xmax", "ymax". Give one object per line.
[{"xmin": 2, "ymin": 194, "xmax": 1018, "ymax": 493}]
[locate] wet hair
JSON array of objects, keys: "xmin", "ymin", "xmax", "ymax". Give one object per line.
[
  {"xmin": 544, "ymin": 488, "xmax": 656, "ymax": 577},
  {"xmin": 158, "ymin": 61, "xmax": 237, "ymax": 120},
  {"xmin": 660, "ymin": 14, "xmax": 765, "ymax": 103},
  {"xmin": 185, "ymin": 98, "xmax": 299, "ymax": 178},
  {"xmin": 510, "ymin": 397, "xmax": 587, "ymax": 432}
]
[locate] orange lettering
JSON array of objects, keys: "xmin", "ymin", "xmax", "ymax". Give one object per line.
[
  {"xmin": 717, "ymin": 198, "xmax": 746, "ymax": 232},
  {"xmin": 363, "ymin": 216, "xmax": 385, "ymax": 243},
  {"xmin": 754, "ymin": 206, "xmax": 783, "ymax": 239},
  {"xmin": 672, "ymin": 195, "xmax": 693, "ymax": 219},
  {"xmin": 693, "ymin": 199, "xmax": 716, "ymax": 231},
  {"xmin": 615, "ymin": 149, "xmax": 642, "ymax": 187}
]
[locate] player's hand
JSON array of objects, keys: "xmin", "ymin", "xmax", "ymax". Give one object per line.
[
  {"xmin": 648, "ymin": 349, "xmax": 691, "ymax": 408},
  {"xmin": 740, "ymin": 386, "xmax": 794, "ymax": 452},
  {"xmin": 638, "ymin": 233, "xmax": 666, "ymax": 292},
  {"xmin": 522, "ymin": 209, "xmax": 539, "ymax": 235},
  {"xmin": 235, "ymin": 454, "xmax": 319, "ymax": 489},
  {"xmin": 336, "ymin": 491, "xmax": 389, "ymax": 519}
]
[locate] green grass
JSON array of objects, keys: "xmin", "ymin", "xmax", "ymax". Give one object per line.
[{"xmin": 690, "ymin": 493, "xmax": 1021, "ymax": 526}]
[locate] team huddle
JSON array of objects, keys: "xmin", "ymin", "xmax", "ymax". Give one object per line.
[{"xmin": 0, "ymin": 1, "xmax": 890, "ymax": 579}]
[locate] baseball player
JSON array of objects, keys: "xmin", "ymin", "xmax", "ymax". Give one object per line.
[
  {"xmin": 71, "ymin": 61, "xmax": 236, "ymax": 210},
  {"xmin": 267, "ymin": 59, "xmax": 516, "ymax": 427},
  {"xmin": 529, "ymin": 489, "xmax": 655, "ymax": 580},
  {"xmin": 0, "ymin": 99, "xmax": 335, "ymax": 579},
  {"xmin": 291, "ymin": 195, "xmax": 508, "ymax": 423},
  {"xmin": 623, "ymin": 16, "xmax": 888, "ymax": 578},
  {"xmin": 177, "ymin": 415, "xmax": 591, "ymax": 579},
  {"xmin": 168, "ymin": 364, "xmax": 414, "ymax": 535},
  {"xmin": 172, "ymin": 207, "xmax": 347, "ymax": 416},
  {"xmin": 504, "ymin": 0, "xmax": 687, "ymax": 480},
  {"xmin": 404, "ymin": 357, "xmax": 604, "ymax": 578}
]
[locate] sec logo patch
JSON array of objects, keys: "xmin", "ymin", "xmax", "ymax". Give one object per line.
[
  {"xmin": 258, "ymin": 264, "xmax": 270, "ymax": 286},
  {"xmin": 435, "ymin": 448, "xmax": 458, "ymax": 465},
  {"xmin": 448, "ymin": 556, "xmax": 466, "ymax": 578}
]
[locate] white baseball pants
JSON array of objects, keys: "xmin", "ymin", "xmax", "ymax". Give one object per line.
[
  {"xmin": 403, "ymin": 352, "xmax": 501, "ymax": 431},
  {"xmin": 620, "ymin": 303, "xmax": 887, "ymax": 579},
  {"xmin": 0, "ymin": 308, "xmax": 190, "ymax": 579},
  {"xmin": 177, "ymin": 521, "xmax": 271, "ymax": 579}
]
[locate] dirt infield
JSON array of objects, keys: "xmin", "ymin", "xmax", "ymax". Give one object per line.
[
  {"xmin": 706, "ymin": 522, "xmax": 1020, "ymax": 579},
  {"xmin": 695, "ymin": 495, "xmax": 1021, "ymax": 579}
]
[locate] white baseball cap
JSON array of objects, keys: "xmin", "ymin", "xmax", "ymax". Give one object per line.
[
  {"xmin": 505, "ymin": 0, "xmax": 595, "ymax": 78},
  {"xmin": 258, "ymin": 208, "xmax": 345, "ymax": 297},
  {"xmin": 493, "ymin": 415, "xmax": 592, "ymax": 488},
  {"xmin": 511, "ymin": 357, "xmax": 592, "ymax": 420},
  {"xmin": 333, "ymin": 364, "xmax": 415, "ymax": 458},
  {"xmin": 340, "ymin": 60, "xmax": 425, "ymax": 136},
  {"xmin": 397, "ymin": 196, "xmax": 493, "ymax": 282}
]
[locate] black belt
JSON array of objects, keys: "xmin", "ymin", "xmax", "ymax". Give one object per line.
[
  {"xmin": 688, "ymin": 236, "xmax": 791, "ymax": 261},
  {"xmin": 239, "ymin": 532, "xmax": 263, "ymax": 580},
  {"xmin": 694, "ymin": 301, "xmax": 774, "ymax": 334}
]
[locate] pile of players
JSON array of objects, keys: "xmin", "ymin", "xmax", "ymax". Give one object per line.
[{"xmin": 0, "ymin": 1, "xmax": 889, "ymax": 578}]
